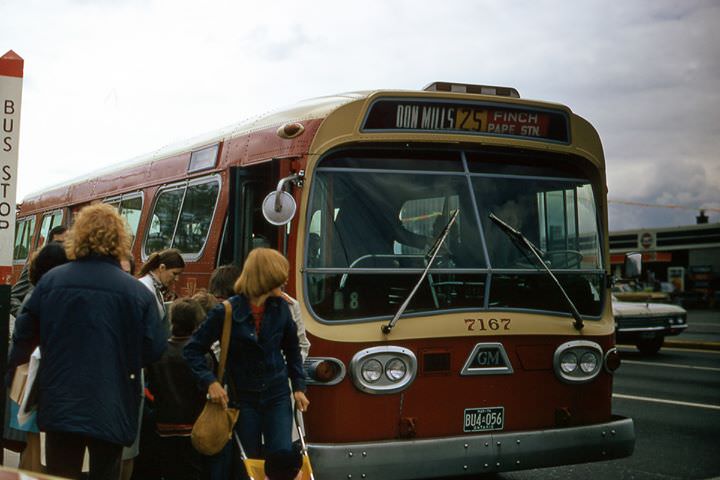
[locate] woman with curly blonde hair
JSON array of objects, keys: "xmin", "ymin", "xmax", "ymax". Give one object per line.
[
  {"xmin": 64, "ymin": 203, "xmax": 132, "ymax": 262},
  {"xmin": 8, "ymin": 203, "xmax": 167, "ymax": 480}
]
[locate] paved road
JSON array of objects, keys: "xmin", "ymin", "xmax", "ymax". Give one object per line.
[{"xmin": 668, "ymin": 309, "xmax": 720, "ymax": 345}]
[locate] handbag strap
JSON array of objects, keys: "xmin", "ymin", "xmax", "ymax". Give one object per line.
[{"xmin": 216, "ymin": 300, "xmax": 233, "ymax": 382}]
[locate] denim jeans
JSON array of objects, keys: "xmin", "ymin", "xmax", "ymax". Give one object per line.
[
  {"xmin": 204, "ymin": 381, "xmax": 293, "ymax": 480},
  {"xmin": 204, "ymin": 443, "xmax": 233, "ymax": 480},
  {"xmin": 236, "ymin": 381, "xmax": 293, "ymax": 459}
]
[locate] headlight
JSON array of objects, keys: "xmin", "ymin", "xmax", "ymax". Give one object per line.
[
  {"xmin": 361, "ymin": 359, "xmax": 383, "ymax": 383},
  {"xmin": 350, "ymin": 346, "xmax": 418, "ymax": 394},
  {"xmin": 553, "ymin": 341, "xmax": 603, "ymax": 384},
  {"xmin": 560, "ymin": 352, "xmax": 578, "ymax": 373},
  {"xmin": 580, "ymin": 352, "xmax": 598, "ymax": 373},
  {"xmin": 385, "ymin": 358, "xmax": 407, "ymax": 382}
]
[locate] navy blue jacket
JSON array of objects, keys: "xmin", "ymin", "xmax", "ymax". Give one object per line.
[
  {"xmin": 184, "ymin": 294, "xmax": 306, "ymax": 395},
  {"xmin": 8, "ymin": 256, "xmax": 166, "ymax": 446}
]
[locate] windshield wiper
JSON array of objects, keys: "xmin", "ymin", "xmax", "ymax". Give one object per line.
[
  {"xmin": 382, "ymin": 209, "xmax": 459, "ymax": 335},
  {"xmin": 488, "ymin": 213, "xmax": 584, "ymax": 330}
]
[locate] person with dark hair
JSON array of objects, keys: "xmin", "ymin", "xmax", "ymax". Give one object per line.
[
  {"xmin": 46, "ymin": 224, "xmax": 68, "ymax": 244},
  {"xmin": 264, "ymin": 449, "xmax": 303, "ymax": 480},
  {"xmin": 132, "ymin": 251, "xmax": 184, "ymax": 480},
  {"xmin": 8, "ymin": 203, "xmax": 166, "ymax": 480},
  {"xmin": 27, "ymin": 242, "xmax": 68, "ymax": 286},
  {"xmin": 208, "ymin": 264, "xmax": 241, "ymax": 301},
  {"xmin": 146, "ymin": 298, "xmax": 208, "ymax": 480},
  {"xmin": 9, "ymin": 225, "xmax": 67, "ymax": 317},
  {"xmin": 5, "ymin": 241, "xmax": 69, "ymax": 473},
  {"xmin": 138, "ymin": 248, "xmax": 186, "ymax": 325}
]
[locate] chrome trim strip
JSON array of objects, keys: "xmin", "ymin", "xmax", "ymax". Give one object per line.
[
  {"xmin": 616, "ymin": 326, "xmax": 668, "ymax": 332},
  {"xmin": 308, "ymin": 416, "xmax": 634, "ymax": 479}
]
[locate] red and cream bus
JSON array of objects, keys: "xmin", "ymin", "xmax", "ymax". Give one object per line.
[{"xmin": 13, "ymin": 82, "xmax": 634, "ymax": 478}]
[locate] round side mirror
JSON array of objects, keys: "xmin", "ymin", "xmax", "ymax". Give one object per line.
[{"xmin": 262, "ymin": 191, "xmax": 297, "ymax": 226}]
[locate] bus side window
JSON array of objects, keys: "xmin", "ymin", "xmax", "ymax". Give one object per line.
[
  {"xmin": 146, "ymin": 187, "xmax": 184, "ymax": 254},
  {"xmin": 145, "ymin": 178, "xmax": 221, "ymax": 257},
  {"xmin": 172, "ymin": 180, "xmax": 220, "ymax": 254},
  {"xmin": 13, "ymin": 216, "xmax": 36, "ymax": 261},
  {"xmin": 119, "ymin": 195, "xmax": 143, "ymax": 245},
  {"xmin": 35, "ymin": 209, "xmax": 64, "ymax": 248},
  {"xmin": 36, "ymin": 213, "xmax": 53, "ymax": 248}
]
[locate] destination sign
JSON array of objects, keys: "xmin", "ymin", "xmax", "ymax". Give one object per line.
[{"xmin": 363, "ymin": 99, "xmax": 569, "ymax": 142}]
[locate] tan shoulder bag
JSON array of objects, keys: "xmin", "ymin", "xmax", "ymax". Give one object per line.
[{"xmin": 191, "ymin": 300, "xmax": 240, "ymax": 455}]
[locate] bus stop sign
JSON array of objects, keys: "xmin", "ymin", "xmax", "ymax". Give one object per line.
[{"xmin": 0, "ymin": 50, "xmax": 23, "ymax": 285}]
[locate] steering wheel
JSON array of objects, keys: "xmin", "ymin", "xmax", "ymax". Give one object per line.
[{"xmin": 543, "ymin": 250, "xmax": 584, "ymax": 268}]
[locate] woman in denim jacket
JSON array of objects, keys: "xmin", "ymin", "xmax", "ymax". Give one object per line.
[{"xmin": 184, "ymin": 248, "xmax": 309, "ymax": 468}]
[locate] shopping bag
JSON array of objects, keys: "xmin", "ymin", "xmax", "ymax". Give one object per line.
[
  {"xmin": 18, "ymin": 347, "xmax": 41, "ymax": 425},
  {"xmin": 191, "ymin": 401, "xmax": 239, "ymax": 455},
  {"xmin": 191, "ymin": 300, "xmax": 239, "ymax": 455},
  {"xmin": 9, "ymin": 362, "xmax": 29, "ymax": 404}
]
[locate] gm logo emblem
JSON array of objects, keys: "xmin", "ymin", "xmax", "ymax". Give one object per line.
[{"xmin": 460, "ymin": 343, "xmax": 513, "ymax": 376}]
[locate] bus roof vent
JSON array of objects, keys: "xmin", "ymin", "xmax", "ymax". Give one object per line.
[{"xmin": 423, "ymin": 81, "xmax": 520, "ymax": 98}]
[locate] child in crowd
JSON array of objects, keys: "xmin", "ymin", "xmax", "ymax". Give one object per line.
[
  {"xmin": 145, "ymin": 298, "xmax": 209, "ymax": 480},
  {"xmin": 192, "ymin": 289, "xmax": 219, "ymax": 315},
  {"xmin": 208, "ymin": 264, "xmax": 241, "ymax": 301}
]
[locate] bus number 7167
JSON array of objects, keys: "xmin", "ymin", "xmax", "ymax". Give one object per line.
[{"xmin": 465, "ymin": 318, "xmax": 511, "ymax": 331}]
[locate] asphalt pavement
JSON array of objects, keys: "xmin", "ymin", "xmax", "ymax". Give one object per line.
[
  {"xmin": 615, "ymin": 309, "xmax": 720, "ymax": 352},
  {"xmin": 663, "ymin": 309, "xmax": 720, "ymax": 350}
]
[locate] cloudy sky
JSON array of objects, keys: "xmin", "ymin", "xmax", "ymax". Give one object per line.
[{"xmin": 2, "ymin": 0, "xmax": 718, "ymax": 230}]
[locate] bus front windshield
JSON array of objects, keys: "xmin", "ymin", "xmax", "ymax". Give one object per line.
[{"xmin": 305, "ymin": 150, "xmax": 604, "ymax": 322}]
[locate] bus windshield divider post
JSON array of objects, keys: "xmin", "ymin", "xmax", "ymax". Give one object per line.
[
  {"xmin": 488, "ymin": 213, "xmax": 584, "ymax": 330},
  {"xmin": 382, "ymin": 209, "xmax": 459, "ymax": 335}
]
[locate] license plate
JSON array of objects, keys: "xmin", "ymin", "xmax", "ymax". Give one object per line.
[{"xmin": 463, "ymin": 407, "xmax": 504, "ymax": 432}]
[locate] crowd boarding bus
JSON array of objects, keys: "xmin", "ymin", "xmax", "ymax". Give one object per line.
[{"xmin": 13, "ymin": 82, "xmax": 635, "ymax": 479}]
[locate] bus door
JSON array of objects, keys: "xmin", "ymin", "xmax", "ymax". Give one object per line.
[{"xmin": 217, "ymin": 164, "xmax": 278, "ymax": 267}]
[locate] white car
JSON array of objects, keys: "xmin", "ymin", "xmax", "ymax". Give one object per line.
[{"xmin": 612, "ymin": 295, "xmax": 688, "ymax": 354}]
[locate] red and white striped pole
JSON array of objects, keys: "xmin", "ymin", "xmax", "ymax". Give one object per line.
[{"xmin": 0, "ymin": 50, "xmax": 24, "ymax": 456}]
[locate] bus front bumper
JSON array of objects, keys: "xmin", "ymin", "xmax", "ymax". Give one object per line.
[{"xmin": 308, "ymin": 416, "xmax": 634, "ymax": 479}]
